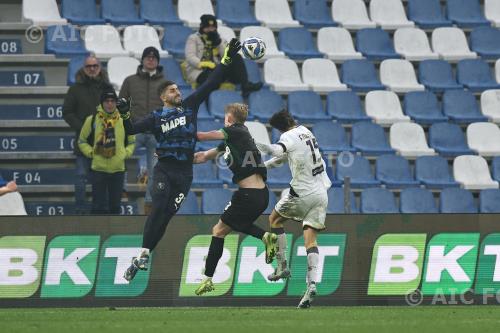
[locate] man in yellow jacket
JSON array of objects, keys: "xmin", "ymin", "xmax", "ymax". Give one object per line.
[{"xmin": 78, "ymin": 88, "xmax": 135, "ymax": 214}]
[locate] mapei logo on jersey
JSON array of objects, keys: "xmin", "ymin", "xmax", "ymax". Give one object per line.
[
  {"xmin": 0, "ymin": 235, "xmax": 150, "ymax": 298},
  {"xmin": 160, "ymin": 116, "xmax": 186, "ymax": 133},
  {"xmin": 179, "ymin": 234, "xmax": 346, "ymax": 297}
]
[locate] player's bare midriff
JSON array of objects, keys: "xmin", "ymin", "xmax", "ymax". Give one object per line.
[{"xmin": 237, "ymin": 174, "xmax": 266, "ymax": 189}]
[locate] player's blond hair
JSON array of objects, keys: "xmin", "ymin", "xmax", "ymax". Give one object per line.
[{"xmin": 225, "ymin": 103, "xmax": 248, "ymax": 124}]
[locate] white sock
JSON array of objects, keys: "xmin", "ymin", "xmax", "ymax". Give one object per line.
[
  {"xmin": 139, "ymin": 248, "xmax": 150, "ymax": 257},
  {"xmin": 306, "ymin": 247, "xmax": 319, "ymax": 285},
  {"xmin": 276, "ymin": 233, "xmax": 288, "ymax": 269}
]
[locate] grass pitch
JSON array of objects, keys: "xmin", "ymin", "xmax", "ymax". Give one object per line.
[{"xmin": 1, "ymin": 306, "xmax": 499, "ymax": 333}]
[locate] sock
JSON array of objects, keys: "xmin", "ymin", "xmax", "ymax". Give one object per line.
[
  {"xmin": 204, "ymin": 236, "xmax": 224, "ymax": 278},
  {"xmin": 245, "ymin": 224, "xmax": 265, "ymax": 240},
  {"xmin": 306, "ymin": 246, "xmax": 319, "ymax": 285},
  {"xmin": 272, "ymin": 227, "xmax": 287, "ymax": 269},
  {"xmin": 139, "ymin": 248, "xmax": 150, "ymax": 257}
]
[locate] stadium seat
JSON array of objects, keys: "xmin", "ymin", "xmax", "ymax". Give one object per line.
[
  {"xmin": 0, "ymin": 135, "xmax": 74, "ymax": 152},
  {"xmin": 107, "ymin": 57, "xmax": 140, "ymax": 90},
  {"xmin": 218, "ymin": 26, "xmax": 236, "ymax": 43},
  {"xmin": 178, "ymin": 191, "xmax": 200, "ymax": 214},
  {"xmin": 23, "ymin": 0, "xmax": 67, "ymax": 26},
  {"xmin": 481, "ymin": 90, "xmax": 500, "ymax": 123},
  {"xmin": 293, "ymin": 0, "xmax": 337, "ymax": 29},
  {"xmin": 0, "ymin": 168, "xmax": 75, "ymax": 185},
  {"xmin": 312, "ymin": 121, "xmax": 354, "ymax": 154},
  {"xmin": 326, "ymin": 91, "xmax": 371, "ymax": 123},
  {"xmin": 467, "ymin": 122, "xmax": 500, "ymax": 156},
  {"xmin": 415, "ymin": 156, "xmax": 459, "ymax": 189},
  {"xmin": 440, "ymin": 188, "xmax": 478, "ymax": 213},
  {"xmin": 389, "ymin": 123, "xmax": 436, "ymax": 158},
  {"xmin": 202, "ymin": 188, "xmax": 233, "ymax": 214},
  {"xmin": 403, "ymin": 91, "xmax": 448, "ymax": 124},
  {"xmin": 485, "ymin": 0, "xmax": 500, "ymax": 27},
  {"xmin": 360, "ymin": 188, "xmax": 399, "ymax": 213},
  {"xmin": 446, "ymin": 0, "xmax": 490, "ymax": 28},
  {"xmin": 336, "ymin": 155, "xmax": 381, "ymax": 188},
  {"xmin": 327, "ymin": 188, "xmax": 359, "ymax": 214},
  {"xmin": 216, "ymin": 0, "xmax": 259, "ymax": 27},
  {"xmin": 248, "ymin": 90, "xmax": 284, "ymax": 122},
  {"xmin": 216, "ymin": 161, "xmax": 236, "ymax": 187},
  {"xmin": 267, "ymin": 165, "xmax": 293, "ymax": 187},
  {"xmin": 244, "ymin": 59, "xmax": 262, "ymax": 86},
  {"xmin": 245, "ymin": 121, "xmax": 271, "ymax": 145},
  {"xmin": 288, "ymin": 91, "xmax": 330, "ymax": 122},
  {"xmin": 84, "ymin": 25, "xmax": 129, "ymax": 58},
  {"xmin": 376, "ymin": 154, "xmax": 420, "ymax": 188},
  {"xmin": 193, "ymin": 162, "xmax": 223, "ymax": 188},
  {"xmin": 480, "ymin": 189, "xmax": 500, "ymax": 213},
  {"xmin": 255, "ymin": 0, "xmax": 301, "ymax": 28},
  {"xmin": 351, "ymin": 122, "xmax": 395, "ymax": 155},
  {"xmin": 208, "ymin": 90, "xmax": 243, "ymax": 119},
  {"xmin": 123, "ymin": 25, "xmax": 168, "ymax": 59},
  {"xmin": 160, "ymin": 58, "xmax": 190, "ymax": 88},
  {"xmin": 264, "ymin": 191, "xmax": 278, "ymax": 214},
  {"xmin": 470, "ymin": 26, "xmax": 500, "ymax": 59},
  {"xmin": 369, "ymin": 0, "xmax": 414, "ymax": 29},
  {"xmin": 407, "ymin": 0, "xmax": 452, "ymax": 29},
  {"xmin": 418, "ymin": 60, "xmax": 463, "ymax": 92},
  {"xmin": 497, "ymin": 59, "xmax": 500, "ymax": 83},
  {"xmin": 101, "ymin": 0, "xmax": 144, "ymax": 25},
  {"xmin": 453, "ymin": 155, "xmax": 499, "ymax": 189},
  {"xmin": 456, "ymin": 59, "xmax": 500, "ymax": 92},
  {"xmin": 264, "ymin": 58, "xmax": 309, "ymax": 93},
  {"xmin": 428, "ymin": 122, "xmax": 475, "ymax": 157},
  {"xmin": 492, "ymin": 156, "xmax": 500, "ymax": 182},
  {"xmin": 331, "ymin": 0, "xmax": 376, "ymax": 29},
  {"xmin": 278, "ymin": 28, "xmax": 323, "ymax": 60},
  {"xmin": 400, "ymin": 188, "xmax": 439, "ymax": 213},
  {"xmin": 317, "ymin": 27, "xmax": 363, "ymax": 61},
  {"xmin": 140, "ymin": 0, "xmax": 180, "ymax": 25},
  {"xmin": 341, "ymin": 59, "xmax": 385, "ymax": 92},
  {"xmin": 45, "ymin": 25, "xmax": 87, "ymax": 57},
  {"xmin": 356, "ymin": 28, "xmax": 400, "ymax": 61},
  {"xmin": 162, "ymin": 25, "xmax": 193, "ymax": 58},
  {"xmin": 66, "ymin": 56, "xmax": 86, "ymax": 85},
  {"xmin": 394, "ymin": 27, "xmax": 439, "ymax": 61},
  {"xmin": 380, "ymin": 59, "xmax": 425, "ymax": 93},
  {"xmin": 197, "ymin": 119, "xmax": 224, "ymax": 151},
  {"xmin": 178, "ymin": 0, "xmax": 215, "ymax": 28},
  {"xmin": 301, "ymin": 59, "xmax": 348, "ymax": 93},
  {"xmin": 365, "ymin": 91, "xmax": 411, "ymax": 125},
  {"xmin": 240, "ymin": 26, "xmax": 286, "ymax": 60},
  {"xmin": 61, "ymin": 0, "xmax": 104, "ymax": 25},
  {"xmin": 443, "ymin": 90, "xmax": 489, "ymax": 124},
  {"xmin": 431, "ymin": 28, "xmax": 478, "ymax": 61}
]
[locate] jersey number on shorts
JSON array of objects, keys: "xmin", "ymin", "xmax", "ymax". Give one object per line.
[{"xmin": 174, "ymin": 193, "xmax": 185, "ymax": 210}]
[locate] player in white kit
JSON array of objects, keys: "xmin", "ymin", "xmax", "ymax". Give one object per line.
[{"xmin": 256, "ymin": 110, "xmax": 332, "ymax": 309}]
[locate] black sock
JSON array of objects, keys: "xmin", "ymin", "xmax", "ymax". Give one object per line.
[
  {"xmin": 204, "ymin": 236, "xmax": 224, "ymax": 277},
  {"xmin": 271, "ymin": 227, "xmax": 284, "ymax": 235}
]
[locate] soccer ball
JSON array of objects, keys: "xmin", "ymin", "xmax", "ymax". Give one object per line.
[{"xmin": 242, "ymin": 37, "xmax": 266, "ymax": 60}]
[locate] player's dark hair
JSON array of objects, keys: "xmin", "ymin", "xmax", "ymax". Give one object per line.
[
  {"xmin": 269, "ymin": 110, "xmax": 296, "ymax": 132},
  {"xmin": 158, "ymin": 80, "xmax": 176, "ymax": 95}
]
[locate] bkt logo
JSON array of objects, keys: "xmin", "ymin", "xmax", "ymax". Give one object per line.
[
  {"xmin": 179, "ymin": 234, "xmax": 346, "ymax": 297},
  {"xmin": 0, "ymin": 235, "xmax": 150, "ymax": 298},
  {"xmin": 368, "ymin": 233, "xmax": 500, "ymax": 296}
]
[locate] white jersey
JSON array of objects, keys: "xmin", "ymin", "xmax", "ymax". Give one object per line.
[{"xmin": 278, "ymin": 125, "xmax": 332, "ymax": 196}]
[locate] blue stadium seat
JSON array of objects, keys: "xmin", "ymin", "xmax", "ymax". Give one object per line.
[
  {"xmin": 45, "ymin": 25, "xmax": 87, "ymax": 57},
  {"xmin": 361, "ymin": 188, "xmax": 399, "ymax": 213},
  {"xmin": 101, "ymin": 0, "xmax": 144, "ymax": 25},
  {"xmin": 61, "ymin": 0, "xmax": 105, "ymax": 25},
  {"xmin": 25, "ymin": 202, "xmax": 139, "ymax": 215},
  {"xmin": 442, "ymin": 90, "xmax": 489, "ymax": 123},
  {"xmin": 403, "ymin": 91, "xmax": 448, "ymax": 124},
  {"xmin": 244, "ymin": 59, "xmax": 263, "ymax": 87},
  {"xmin": 456, "ymin": 59, "xmax": 500, "ymax": 92},
  {"xmin": 162, "ymin": 25, "xmax": 193, "ymax": 58},
  {"xmin": 180, "ymin": 88, "xmax": 212, "ymax": 120},
  {"xmin": 312, "ymin": 121, "xmax": 355, "ymax": 154},
  {"xmin": 264, "ymin": 190, "xmax": 278, "ymax": 214},
  {"xmin": 492, "ymin": 156, "xmax": 500, "ymax": 182},
  {"xmin": 217, "ymin": 163, "xmax": 237, "ymax": 188},
  {"xmin": 193, "ymin": 162, "xmax": 223, "ymax": 188},
  {"xmin": 288, "ymin": 91, "xmax": 330, "ymax": 122},
  {"xmin": 480, "ymin": 189, "xmax": 500, "ymax": 213},
  {"xmin": 446, "ymin": 0, "xmax": 490, "ymax": 28},
  {"xmin": 0, "ymin": 169, "xmax": 75, "ymax": 185},
  {"xmin": 407, "ymin": 0, "xmax": 452, "ymax": 28},
  {"xmin": 67, "ymin": 56, "xmax": 86, "ymax": 85},
  {"xmin": 271, "ymin": 128, "xmax": 281, "ymax": 143},
  {"xmin": 355, "ymin": 28, "xmax": 400, "ymax": 61},
  {"xmin": 0, "ymin": 135, "xmax": 74, "ymax": 152},
  {"xmin": 326, "ymin": 91, "xmax": 371, "ymax": 123},
  {"xmin": 418, "ymin": 60, "xmax": 462, "ymax": 92},
  {"xmin": 327, "ymin": 188, "xmax": 359, "ymax": 214},
  {"xmin": 341, "ymin": 59, "xmax": 385, "ymax": 92},
  {"xmin": 428, "ymin": 122, "xmax": 475, "ymax": 156},
  {"xmin": 216, "ymin": 0, "xmax": 259, "ymax": 27},
  {"xmin": 470, "ymin": 26, "xmax": 500, "ymax": 59},
  {"xmin": 415, "ymin": 155, "xmax": 460, "ymax": 188},
  {"xmin": 249, "ymin": 89, "xmax": 284, "ymax": 122},
  {"xmin": 202, "ymin": 188, "xmax": 233, "ymax": 214},
  {"xmin": 160, "ymin": 58, "xmax": 190, "ymax": 88},
  {"xmin": 178, "ymin": 191, "xmax": 200, "ymax": 214},
  {"xmin": 197, "ymin": 119, "xmax": 224, "ymax": 151},
  {"xmin": 278, "ymin": 28, "xmax": 323, "ymax": 60},
  {"xmin": 0, "ymin": 104, "xmax": 63, "ymax": 120},
  {"xmin": 440, "ymin": 188, "xmax": 478, "ymax": 213},
  {"xmin": 400, "ymin": 187, "xmax": 439, "ymax": 213},
  {"xmin": 293, "ymin": 0, "xmax": 337, "ymax": 29},
  {"xmin": 267, "ymin": 166, "xmax": 293, "ymax": 188},
  {"xmin": 351, "ymin": 122, "xmax": 395, "ymax": 155},
  {"xmin": 140, "ymin": 0, "xmax": 181, "ymax": 25},
  {"xmin": 336, "ymin": 155, "xmax": 381, "ymax": 188},
  {"xmin": 376, "ymin": 154, "xmax": 420, "ymax": 188},
  {"xmin": 208, "ymin": 90, "xmax": 244, "ymax": 119}
]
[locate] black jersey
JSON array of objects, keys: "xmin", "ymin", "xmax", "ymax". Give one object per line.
[{"xmin": 217, "ymin": 123, "xmax": 267, "ymax": 184}]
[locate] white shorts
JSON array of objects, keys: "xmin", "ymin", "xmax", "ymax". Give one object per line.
[{"xmin": 274, "ymin": 188, "xmax": 328, "ymax": 231}]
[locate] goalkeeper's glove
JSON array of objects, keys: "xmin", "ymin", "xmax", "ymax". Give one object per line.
[
  {"xmin": 116, "ymin": 97, "xmax": 131, "ymax": 120},
  {"xmin": 221, "ymin": 38, "xmax": 242, "ymax": 66},
  {"xmin": 199, "ymin": 61, "xmax": 216, "ymax": 69}
]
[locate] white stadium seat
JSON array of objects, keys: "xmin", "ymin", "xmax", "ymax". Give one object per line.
[
  {"xmin": 178, "ymin": 0, "xmax": 215, "ymax": 28},
  {"xmin": 481, "ymin": 90, "xmax": 500, "ymax": 123},
  {"xmin": 0, "ymin": 192, "xmax": 27, "ymax": 216},
  {"xmin": 485, "ymin": 0, "xmax": 500, "ymax": 27},
  {"xmin": 331, "ymin": 0, "xmax": 376, "ymax": 30},
  {"xmin": 218, "ymin": 26, "xmax": 236, "ymax": 44},
  {"xmin": 317, "ymin": 27, "xmax": 363, "ymax": 61},
  {"xmin": 432, "ymin": 27, "xmax": 478, "ymax": 61},
  {"xmin": 23, "ymin": 0, "xmax": 67, "ymax": 26},
  {"xmin": 264, "ymin": 58, "xmax": 309, "ymax": 93},
  {"xmin": 390, "ymin": 122, "xmax": 436, "ymax": 158},
  {"xmin": 380, "ymin": 59, "xmax": 425, "ymax": 93},
  {"xmin": 301, "ymin": 58, "xmax": 348, "ymax": 93},
  {"xmin": 394, "ymin": 27, "xmax": 439, "ymax": 61},
  {"xmin": 255, "ymin": 0, "xmax": 301, "ymax": 29},
  {"xmin": 365, "ymin": 91, "xmax": 411, "ymax": 125},
  {"xmin": 84, "ymin": 25, "xmax": 129, "ymax": 58},
  {"xmin": 466, "ymin": 122, "xmax": 500, "ymax": 156},
  {"xmin": 369, "ymin": 0, "xmax": 414, "ymax": 29},
  {"xmin": 123, "ymin": 26, "xmax": 168, "ymax": 59},
  {"xmin": 496, "ymin": 59, "xmax": 500, "ymax": 83},
  {"xmin": 453, "ymin": 155, "xmax": 499, "ymax": 190},
  {"xmin": 108, "ymin": 56, "xmax": 141, "ymax": 90},
  {"xmin": 245, "ymin": 121, "xmax": 271, "ymax": 145},
  {"xmin": 240, "ymin": 26, "xmax": 286, "ymax": 60}
]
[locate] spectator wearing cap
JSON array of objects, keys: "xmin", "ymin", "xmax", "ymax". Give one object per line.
[
  {"xmin": 185, "ymin": 14, "xmax": 262, "ymax": 97},
  {"xmin": 119, "ymin": 46, "xmax": 167, "ymax": 214},
  {"xmin": 78, "ymin": 87, "xmax": 135, "ymax": 215}
]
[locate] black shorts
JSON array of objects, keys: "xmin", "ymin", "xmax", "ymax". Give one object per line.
[{"xmin": 221, "ymin": 187, "xmax": 269, "ymax": 231}]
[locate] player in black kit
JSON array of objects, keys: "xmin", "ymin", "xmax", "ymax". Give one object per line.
[{"xmin": 193, "ymin": 103, "xmax": 278, "ymax": 295}]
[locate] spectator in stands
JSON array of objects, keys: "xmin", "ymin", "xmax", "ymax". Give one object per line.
[
  {"xmin": 63, "ymin": 54, "xmax": 110, "ymax": 214},
  {"xmin": 119, "ymin": 46, "xmax": 166, "ymax": 215},
  {"xmin": 78, "ymin": 88, "xmax": 136, "ymax": 215},
  {"xmin": 185, "ymin": 14, "xmax": 262, "ymax": 97}
]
